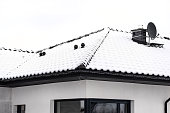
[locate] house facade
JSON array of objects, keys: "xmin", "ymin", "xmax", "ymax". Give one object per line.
[{"xmin": 0, "ymin": 27, "xmax": 170, "ymax": 113}]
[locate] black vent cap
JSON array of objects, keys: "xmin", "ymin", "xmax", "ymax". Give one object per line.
[
  {"xmin": 81, "ymin": 43, "xmax": 85, "ymax": 48},
  {"xmin": 74, "ymin": 45, "xmax": 78, "ymax": 50},
  {"xmin": 39, "ymin": 52, "xmax": 46, "ymax": 57}
]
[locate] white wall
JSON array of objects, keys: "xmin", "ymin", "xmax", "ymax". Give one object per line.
[
  {"xmin": 0, "ymin": 87, "xmax": 11, "ymax": 113},
  {"xmin": 86, "ymin": 80, "xmax": 170, "ymax": 113},
  {"xmin": 12, "ymin": 81, "xmax": 86, "ymax": 113},
  {"xmin": 12, "ymin": 80, "xmax": 170, "ymax": 113}
]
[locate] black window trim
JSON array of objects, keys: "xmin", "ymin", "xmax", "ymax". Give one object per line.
[
  {"xmin": 54, "ymin": 98, "xmax": 131, "ymax": 113},
  {"xmin": 15, "ymin": 104, "xmax": 26, "ymax": 113}
]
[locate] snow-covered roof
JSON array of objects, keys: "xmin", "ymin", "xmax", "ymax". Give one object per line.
[
  {"xmin": 0, "ymin": 27, "xmax": 170, "ymax": 81},
  {"xmin": 0, "ymin": 48, "xmax": 35, "ymax": 78},
  {"xmin": 87, "ymin": 30, "xmax": 170, "ymax": 77}
]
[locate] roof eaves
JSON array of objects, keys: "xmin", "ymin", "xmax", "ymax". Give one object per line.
[
  {"xmin": 76, "ymin": 69, "xmax": 170, "ymax": 86},
  {"xmin": 2, "ymin": 69, "xmax": 170, "ymax": 87}
]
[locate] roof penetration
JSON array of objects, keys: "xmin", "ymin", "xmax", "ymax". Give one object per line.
[{"xmin": 0, "ymin": 27, "xmax": 170, "ymax": 83}]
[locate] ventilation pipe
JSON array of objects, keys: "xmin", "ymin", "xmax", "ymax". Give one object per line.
[{"xmin": 74, "ymin": 45, "xmax": 78, "ymax": 50}]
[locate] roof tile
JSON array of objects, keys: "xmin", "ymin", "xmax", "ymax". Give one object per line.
[
  {"xmin": 3, "ymin": 28, "xmax": 107, "ymax": 79},
  {"xmin": 1, "ymin": 28, "xmax": 170, "ymax": 80},
  {"xmin": 87, "ymin": 30, "xmax": 170, "ymax": 77}
]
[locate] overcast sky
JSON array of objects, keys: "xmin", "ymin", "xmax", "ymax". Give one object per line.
[{"xmin": 0, "ymin": 0, "xmax": 169, "ymax": 51}]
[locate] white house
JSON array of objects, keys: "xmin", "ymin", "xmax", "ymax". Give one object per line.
[{"xmin": 0, "ymin": 27, "xmax": 170, "ymax": 113}]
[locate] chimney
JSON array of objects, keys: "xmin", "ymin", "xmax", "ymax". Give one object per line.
[{"xmin": 131, "ymin": 28, "xmax": 147, "ymax": 45}]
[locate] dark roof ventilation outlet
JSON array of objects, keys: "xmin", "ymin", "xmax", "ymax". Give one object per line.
[
  {"xmin": 39, "ymin": 51, "xmax": 46, "ymax": 57},
  {"xmin": 74, "ymin": 45, "xmax": 78, "ymax": 50},
  {"xmin": 81, "ymin": 43, "xmax": 85, "ymax": 48}
]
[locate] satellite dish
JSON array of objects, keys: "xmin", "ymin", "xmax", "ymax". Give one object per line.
[{"xmin": 147, "ymin": 22, "xmax": 157, "ymax": 40}]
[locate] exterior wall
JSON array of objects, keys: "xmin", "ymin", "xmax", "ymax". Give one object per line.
[
  {"xmin": 0, "ymin": 87, "xmax": 11, "ymax": 113},
  {"xmin": 11, "ymin": 80, "xmax": 170, "ymax": 113},
  {"xmin": 86, "ymin": 80, "xmax": 170, "ymax": 113},
  {"xmin": 12, "ymin": 81, "xmax": 86, "ymax": 113}
]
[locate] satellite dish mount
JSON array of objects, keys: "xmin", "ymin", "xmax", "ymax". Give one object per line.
[
  {"xmin": 131, "ymin": 22, "xmax": 164, "ymax": 48},
  {"xmin": 147, "ymin": 22, "xmax": 157, "ymax": 45}
]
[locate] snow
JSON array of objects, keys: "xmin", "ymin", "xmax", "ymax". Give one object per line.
[
  {"xmin": 87, "ymin": 30, "xmax": 170, "ymax": 77},
  {"xmin": 1, "ymin": 28, "xmax": 170, "ymax": 79},
  {"xmin": 1, "ymin": 29, "xmax": 107, "ymax": 79}
]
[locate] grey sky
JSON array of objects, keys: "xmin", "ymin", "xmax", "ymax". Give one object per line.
[{"xmin": 0, "ymin": 0, "xmax": 169, "ymax": 50}]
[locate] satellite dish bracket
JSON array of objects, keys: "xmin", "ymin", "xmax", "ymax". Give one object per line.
[{"xmin": 147, "ymin": 22, "xmax": 157, "ymax": 46}]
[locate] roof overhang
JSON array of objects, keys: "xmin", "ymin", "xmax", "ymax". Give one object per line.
[{"xmin": 1, "ymin": 69, "xmax": 170, "ymax": 87}]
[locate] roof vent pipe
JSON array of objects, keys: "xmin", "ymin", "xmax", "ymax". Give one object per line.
[
  {"xmin": 81, "ymin": 43, "xmax": 85, "ymax": 48},
  {"xmin": 39, "ymin": 51, "xmax": 46, "ymax": 57},
  {"xmin": 74, "ymin": 45, "xmax": 78, "ymax": 50}
]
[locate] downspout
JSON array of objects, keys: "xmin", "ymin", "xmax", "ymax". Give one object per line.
[{"xmin": 165, "ymin": 98, "xmax": 170, "ymax": 113}]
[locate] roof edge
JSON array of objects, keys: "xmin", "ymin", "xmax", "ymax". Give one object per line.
[
  {"xmin": 1, "ymin": 69, "xmax": 170, "ymax": 87},
  {"xmin": 0, "ymin": 47, "xmax": 35, "ymax": 53}
]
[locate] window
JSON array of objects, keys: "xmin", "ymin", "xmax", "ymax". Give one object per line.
[
  {"xmin": 54, "ymin": 99, "xmax": 130, "ymax": 113},
  {"xmin": 90, "ymin": 99, "xmax": 130, "ymax": 113},
  {"xmin": 14, "ymin": 105, "xmax": 25, "ymax": 113},
  {"xmin": 54, "ymin": 99, "xmax": 84, "ymax": 113},
  {"xmin": 91, "ymin": 103, "xmax": 117, "ymax": 113}
]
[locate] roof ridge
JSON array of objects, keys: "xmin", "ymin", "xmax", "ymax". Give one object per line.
[
  {"xmin": 85, "ymin": 29, "xmax": 111, "ymax": 67},
  {"xmin": 0, "ymin": 47, "xmax": 35, "ymax": 54},
  {"xmin": 76, "ymin": 27, "xmax": 131, "ymax": 69},
  {"xmin": 36, "ymin": 28, "xmax": 105, "ymax": 53},
  {"xmin": 109, "ymin": 27, "xmax": 170, "ymax": 41},
  {"xmin": 108, "ymin": 27, "xmax": 131, "ymax": 34},
  {"xmin": 76, "ymin": 28, "xmax": 111, "ymax": 69}
]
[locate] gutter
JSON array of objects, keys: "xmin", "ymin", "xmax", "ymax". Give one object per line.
[
  {"xmin": 3, "ymin": 69, "xmax": 170, "ymax": 87},
  {"xmin": 165, "ymin": 98, "xmax": 170, "ymax": 113}
]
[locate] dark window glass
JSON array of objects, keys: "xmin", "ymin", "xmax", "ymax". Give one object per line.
[
  {"xmin": 17, "ymin": 105, "xmax": 25, "ymax": 113},
  {"xmin": 54, "ymin": 99, "xmax": 130, "ymax": 113},
  {"xmin": 90, "ymin": 99, "xmax": 130, "ymax": 113},
  {"xmin": 92, "ymin": 103, "xmax": 117, "ymax": 113},
  {"xmin": 54, "ymin": 100, "xmax": 84, "ymax": 113}
]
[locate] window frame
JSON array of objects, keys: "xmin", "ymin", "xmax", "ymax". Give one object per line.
[
  {"xmin": 14, "ymin": 104, "xmax": 26, "ymax": 113},
  {"xmin": 87, "ymin": 99, "xmax": 130, "ymax": 113},
  {"xmin": 54, "ymin": 98, "xmax": 130, "ymax": 113}
]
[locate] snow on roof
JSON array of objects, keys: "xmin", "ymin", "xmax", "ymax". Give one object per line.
[
  {"xmin": 0, "ymin": 27, "xmax": 170, "ymax": 80},
  {"xmin": 87, "ymin": 30, "xmax": 170, "ymax": 77},
  {"xmin": 2, "ymin": 28, "xmax": 108, "ymax": 79},
  {"xmin": 0, "ymin": 48, "xmax": 36, "ymax": 78}
]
